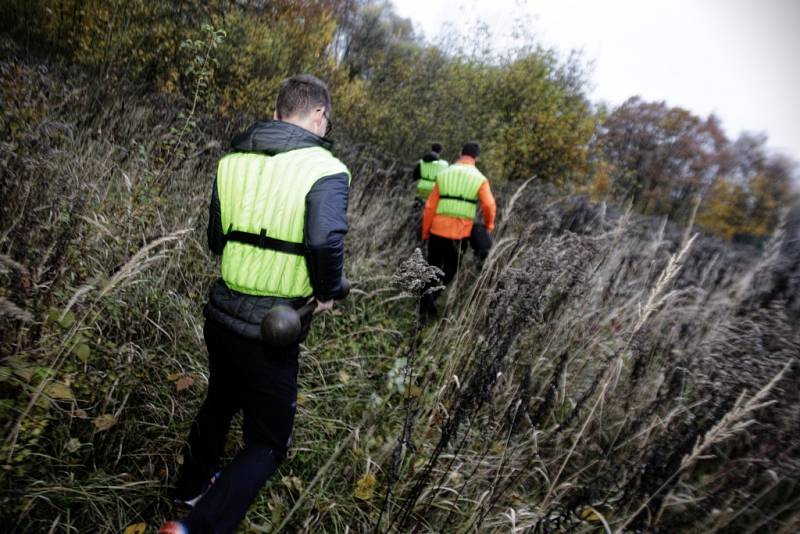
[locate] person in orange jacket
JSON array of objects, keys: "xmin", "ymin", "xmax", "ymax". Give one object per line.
[{"xmin": 421, "ymin": 141, "xmax": 495, "ymax": 314}]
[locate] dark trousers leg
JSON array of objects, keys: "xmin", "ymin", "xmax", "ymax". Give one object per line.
[
  {"xmin": 181, "ymin": 319, "xmax": 299, "ymax": 533},
  {"xmin": 440, "ymin": 238, "xmax": 466, "ymax": 286},
  {"xmin": 185, "ymin": 444, "xmax": 280, "ymax": 534},
  {"xmin": 174, "ymin": 323, "xmax": 238, "ymax": 500},
  {"xmin": 423, "ymin": 235, "xmax": 466, "ymax": 308}
]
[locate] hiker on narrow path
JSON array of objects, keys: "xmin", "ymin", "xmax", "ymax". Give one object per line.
[
  {"xmin": 160, "ymin": 74, "xmax": 350, "ymax": 534},
  {"xmin": 413, "ymin": 142, "xmax": 448, "ymax": 203},
  {"xmin": 421, "ymin": 141, "xmax": 495, "ymax": 315}
]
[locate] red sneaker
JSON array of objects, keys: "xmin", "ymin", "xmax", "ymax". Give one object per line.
[{"xmin": 158, "ymin": 521, "xmax": 188, "ymax": 534}]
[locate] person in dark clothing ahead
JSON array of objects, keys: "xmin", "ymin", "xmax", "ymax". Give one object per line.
[
  {"xmin": 413, "ymin": 142, "xmax": 448, "ymax": 202},
  {"xmin": 160, "ymin": 74, "xmax": 350, "ymax": 534}
]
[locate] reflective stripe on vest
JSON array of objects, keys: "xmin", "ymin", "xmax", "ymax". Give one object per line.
[
  {"xmin": 434, "ymin": 163, "xmax": 487, "ymax": 220},
  {"xmin": 416, "ymin": 159, "xmax": 448, "ymax": 199},
  {"xmin": 217, "ymin": 147, "xmax": 350, "ymax": 298}
]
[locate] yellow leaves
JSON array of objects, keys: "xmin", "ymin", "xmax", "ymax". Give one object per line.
[
  {"xmin": 403, "ymin": 384, "xmax": 421, "ymax": 400},
  {"xmin": 698, "ymin": 178, "xmax": 751, "ymax": 241},
  {"xmin": 123, "ymin": 523, "xmax": 148, "ymax": 534},
  {"xmin": 167, "ymin": 372, "xmax": 196, "ymax": 392},
  {"xmin": 489, "ymin": 441, "xmax": 506, "ymax": 455},
  {"xmin": 212, "ymin": 6, "xmax": 338, "ymax": 116},
  {"xmin": 175, "ymin": 375, "xmax": 195, "ymax": 392},
  {"xmin": 589, "ymin": 161, "xmax": 613, "ymax": 200},
  {"xmin": 3, "ymin": 361, "xmax": 77, "ymax": 403},
  {"xmin": 580, "ymin": 506, "xmax": 608, "ymax": 525},
  {"xmin": 580, "ymin": 507, "xmax": 600, "ymax": 521},
  {"xmin": 281, "ymin": 475, "xmax": 303, "ymax": 492},
  {"xmin": 66, "ymin": 438, "xmax": 81, "ymax": 453},
  {"xmin": 44, "ymin": 381, "xmax": 75, "ymax": 401},
  {"xmin": 93, "ymin": 414, "xmax": 117, "ymax": 432},
  {"xmin": 354, "ymin": 472, "xmax": 377, "ymax": 501},
  {"xmin": 8, "ymin": 365, "xmax": 36, "ymax": 382}
]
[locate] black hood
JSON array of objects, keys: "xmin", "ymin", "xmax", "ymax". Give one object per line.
[
  {"xmin": 421, "ymin": 151, "xmax": 441, "ymax": 162},
  {"xmin": 231, "ymin": 119, "xmax": 333, "ymax": 155}
]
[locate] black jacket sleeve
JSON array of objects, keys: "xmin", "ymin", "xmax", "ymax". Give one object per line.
[
  {"xmin": 304, "ymin": 172, "xmax": 350, "ymax": 301},
  {"xmin": 208, "ymin": 178, "xmax": 225, "ymax": 256},
  {"xmin": 412, "ymin": 162, "xmax": 421, "ymax": 181}
]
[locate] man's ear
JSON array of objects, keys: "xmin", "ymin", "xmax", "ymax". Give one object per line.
[
  {"xmin": 312, "ymin": 108, "xmax": 326, "ymax": 134},
  {"xmin": 273, "ymin": 110, "xmax": 279, "ymax": 120}
]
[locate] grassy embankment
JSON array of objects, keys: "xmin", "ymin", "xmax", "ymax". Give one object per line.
[{"xmin": 2, "ymin": 53, "xmax": 799, "ymax": 533}]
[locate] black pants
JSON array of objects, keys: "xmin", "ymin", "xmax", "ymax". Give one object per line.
[
  {"xmin": 423, "ymin": 234, "xmax": 469, "ymax": 308},
  {"xmin": 175, "ymin": 319, "xmax": 299, "ymax": 533}
]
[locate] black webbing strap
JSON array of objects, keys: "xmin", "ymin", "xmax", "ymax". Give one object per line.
[
  {"xmin": 439, "ymin": 194, "xmax": 477, "ymax": 204},
  {"xmin": 419, "ymin": 176, "xmax": 436, "ymax": 182},
  {"xmin": 224, "ymin": 227, "xmax": 307, "ymax": 256}
]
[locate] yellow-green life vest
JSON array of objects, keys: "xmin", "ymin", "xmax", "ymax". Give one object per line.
[
  {"xmin": 435, "ymin": 163, "xmax": 487, "ymax": 220},
  {"xmin": 416, "ymin": 159, "xmax": 448, "ymax": 199},
  {"xmin": 217, "ymin": 147, "xmax": 350, "ymax": 298}
]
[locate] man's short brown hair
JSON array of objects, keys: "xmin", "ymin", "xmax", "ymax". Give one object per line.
[{"xmin": 276, "ymin": 74, "xmax": 332, "ymax": 120}]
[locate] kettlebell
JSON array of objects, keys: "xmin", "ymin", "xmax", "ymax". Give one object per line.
[{"xmin": 260, "ymin": 277, "xmax": 350, "ymax": 347}]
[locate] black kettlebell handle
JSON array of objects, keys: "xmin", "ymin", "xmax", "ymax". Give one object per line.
[
  {"xmin": 296, "ymin": 300, "xmax": 317, "ymax": 320},
  {"xmin": 297, "ymin": 276, "xmax": 350, "ymax": 320}
]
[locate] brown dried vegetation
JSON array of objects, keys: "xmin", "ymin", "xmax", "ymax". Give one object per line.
[{"xmin": 1, "ymin": 46, "xmax": 800, "ymax": 534}]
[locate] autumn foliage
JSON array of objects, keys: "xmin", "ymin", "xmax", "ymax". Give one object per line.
[
  {"xmin": 592, "ymin": 97, "xmax": 796, "ymax": 240},
  {"xmin": 2, "ymin": 3, "xmax": 800, "ymax": 532},
  {"xmin": 0, "ymin": 0, "xmax": 796, "ymax": 234}
]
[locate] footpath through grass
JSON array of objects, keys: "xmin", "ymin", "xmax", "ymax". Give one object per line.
[{"xmin": 3, "ymin": 53, "xmax": 800, "ymax": 533}]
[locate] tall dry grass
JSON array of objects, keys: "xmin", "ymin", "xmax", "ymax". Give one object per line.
[{"xmin": 1, "ymin": 50, "xmax": 799, "ymax": 533}]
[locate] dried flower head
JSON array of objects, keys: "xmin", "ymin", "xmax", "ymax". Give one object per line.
[{"xmin": 392, "ymin": 248, "xmax": 444, "ymax": 298}]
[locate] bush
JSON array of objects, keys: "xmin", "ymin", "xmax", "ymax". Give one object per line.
[{"xmin": 2, "ymin": 52, "xmax": 799, "ymax": 532}]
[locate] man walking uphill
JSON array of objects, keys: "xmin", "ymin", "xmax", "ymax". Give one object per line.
[
  {"xmin": 421, "ymin": 141, "xmax": 495, "ymax": 314},
  {"xmin": 160, "ymin": 74, "xmax": 350, "ymax": 534},
  {"xmin": 413, "ymin": 142, "xmax": 448, "ymax": 201}
]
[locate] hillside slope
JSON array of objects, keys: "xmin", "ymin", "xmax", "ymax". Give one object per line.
[{"xmin": 2, "ymin": 55, "xmax": 799, "ymax": 533}]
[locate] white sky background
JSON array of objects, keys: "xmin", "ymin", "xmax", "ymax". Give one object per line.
[{"xmin": 392, "ymin": 0, "xmax": 800, "ymax": 163}]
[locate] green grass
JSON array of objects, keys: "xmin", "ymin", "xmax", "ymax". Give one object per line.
[{"xmin": 2, "ymin": 53, "xmax": 800, "ymax": 534}]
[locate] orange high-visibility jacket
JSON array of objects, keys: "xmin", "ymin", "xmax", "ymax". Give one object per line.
[{"xmin": 421, "ymin": 155, "xmax": 496, "ymax": 240}]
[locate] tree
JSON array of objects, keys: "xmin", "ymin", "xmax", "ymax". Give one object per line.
[
  {"xmin": 743, "ymin": 155, "xmax": 796, "ymax": 237},
  {"xmin": 697, "ymin": 149, "xmax": 795, "ymax": 240},
  {"xmin": 336, "ymin": 1, "xmax": 416, "ymax": 79},
  {"xmin": 485, "ymin": 51, "xmax": 596, "ymax": 183},
  {"xmin": 594, "ymin": 97, "xmax": 730, "ymax": 220},
  {"xmin": 697, "ymin": 178, "xmax": 750, "ymax": 240}
]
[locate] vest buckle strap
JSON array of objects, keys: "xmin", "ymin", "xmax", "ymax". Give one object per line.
[
  {"xmin": 439, "ymin": 194, "xmax": 477, "ymax": 204},
  {"xmin": 223, "ymin": 228, "xmax": 307, "ymax": 256}
]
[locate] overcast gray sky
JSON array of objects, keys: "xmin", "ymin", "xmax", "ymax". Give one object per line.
[{"xmin": 392, "ymin": 0, "xmax": 800, "ymax": 162}]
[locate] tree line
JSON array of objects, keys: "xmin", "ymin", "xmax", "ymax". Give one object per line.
[{"xmin": 1, "ymin": 0, "xmax": 795, "ymax": 241}]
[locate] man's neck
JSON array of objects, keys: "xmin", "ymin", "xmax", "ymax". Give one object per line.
[{"xmin": 277, "ymin": 116, "xmax": 317, "ymax": 136}]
